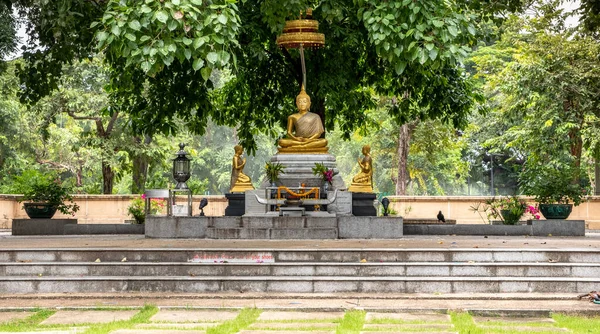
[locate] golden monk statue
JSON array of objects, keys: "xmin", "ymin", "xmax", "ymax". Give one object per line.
[
  {"xmin": 278, "ymin": 85, "xmax": 328, "ymax": 153},
  {"xmin": 348, "ymin": 145, "xmax": 373, "ymax": 193},
  {"xmin": 230, "ymin": 145, "xmax": 254, "ymax": 193}
]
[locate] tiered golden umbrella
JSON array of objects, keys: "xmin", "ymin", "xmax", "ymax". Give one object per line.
[{"xmin": 276, "ymin": 9, "xmax": 325, "ymax": 87}]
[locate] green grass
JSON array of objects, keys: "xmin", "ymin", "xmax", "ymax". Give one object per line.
[
  {"xmin": 553, "ymin": 313, "xmax": 600, "ymax": 333},
  {"xmin": 0, "ymin": 309, "xmax": 56, "ymax": 332},
  {"xmin": 368, "ymin": 317, "xmax": 446, "ymax": 325},
  {"xmin": 261, "ymin": 318, "xmax": 340, "ymax": 323},
  {"xmin": 206, "ymin": 308, "xmax": 261, "ymax": 334},
  {"xmin": 249, "ymin": 325, "xmax": 337, "ymax": 331},
  {"xmin": 80, "ymin": 304, "xmax": 158, "ymax": 334},
  {"xmin": 336, "ymin": 309, "xmax": 366, "ymax": 334},
  {"xmin": 449, "ymin": 311, "xmax": 600, "ymax": 334}
]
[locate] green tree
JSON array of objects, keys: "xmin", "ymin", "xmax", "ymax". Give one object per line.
[
  {"xmin": 469, "ymin": 2, "xmax": 600, "ymax": 196},
  {"xmin": 10, "ymin": 0, "xmax": 493, "ymax": 154}
]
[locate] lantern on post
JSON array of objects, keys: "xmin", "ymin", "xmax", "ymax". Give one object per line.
[{"xmin": 172, "ymin": 143, "xmax": 191, "ymax": 190}]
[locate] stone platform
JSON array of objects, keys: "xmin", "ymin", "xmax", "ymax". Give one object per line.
[
  {"xmin": 269, "ymin": 153, "xmax": 346, "ymax": 190},
  {"xmin": 404, "ymin": 220, "xmax": 585, "ymax": 236},
  {"xmin": 145, "ymin": 216, "xmax": 403, "ymax": 239},
  {"xmin": 12, "ymin": 219, "xmax": 77, "ymax": 235}
]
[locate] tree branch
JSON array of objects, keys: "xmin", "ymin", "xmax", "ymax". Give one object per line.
[
  {"xmin": 105, "ymin": 111, "xmax": 119, "ymax": 134},
  {"xmin": 66, "ymin": 110, "xmax": 100, "ymax": 121}
]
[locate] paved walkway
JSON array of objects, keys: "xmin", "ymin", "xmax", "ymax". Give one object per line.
[
  {"xmin": 0, "ymin": 234, "xmax": 599, "ymax": 323},
  {"xmin": 0, "ymin": 309, "xmax": 587, "ymax": 333},
  {"xmin": 1, "ymin": 233, "xmax": 600, "ymax": 249}
]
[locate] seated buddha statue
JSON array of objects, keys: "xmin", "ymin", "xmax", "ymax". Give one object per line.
[
  {"xmin": 278, "ymin": 85, "xmax": 328, "ymax": 153},
  {"xmin": 348, "ymin": 145, "xmax": 374, "ymax": 193},
  {"xmin": 230, "ymin": 145, "xmax": 254, "ymax": 193}
]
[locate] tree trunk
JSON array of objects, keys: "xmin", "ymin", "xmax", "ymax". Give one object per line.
[
  {"xmin": 395, "ymin": 122, "xmax": 416, "ymax": 195},
  {"xmin": 102, "ymin": 161, "xmax": 114, "ymax": 194},
  {"xmin": 131, "ymin": 156, "xmax": 148, "ymax": 194},
  {"xmin": 131, "ymin": 135, "xmax": 152, "ymax": 194}
]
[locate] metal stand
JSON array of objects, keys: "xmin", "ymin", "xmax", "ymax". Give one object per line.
[
  {"xmin": 144, "ymin": 189, "xmax": 171, "ymax": 216},
  {"xmin": 170, "ymin": 189, "xmax": 192, "ymax": 217}
]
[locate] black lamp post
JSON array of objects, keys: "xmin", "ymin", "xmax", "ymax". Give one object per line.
[{"xmin": 172, "ymin": 143, "xmax": 191, "ymax": 190}]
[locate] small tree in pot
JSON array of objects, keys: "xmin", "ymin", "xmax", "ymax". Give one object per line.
[
  {"xmin": 519, "ymin": 159, "xmax": 589, "ymax": 220},
  {"xmin": 13, "ymin": 170, "xmax": 80, "ymax": 219}
]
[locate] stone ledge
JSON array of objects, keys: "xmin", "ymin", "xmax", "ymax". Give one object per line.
[
  {"xmin": 404, "ymin": 219, "xmax": 457, "ymax": 225},
  {"xmin": 404, "ymin": 220, "xmax": 585, "ymax": 236},
  {"xmin": 12, "ymin": 219, "xmax": 77, "ymax": 235},
  {"xmin": 64, "ymin": 224, "xmax": 144, "ymax": 235}
]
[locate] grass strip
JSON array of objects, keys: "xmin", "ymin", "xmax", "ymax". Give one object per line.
[
  {"xmin": 553, "ymin": 313, "xmax": 600, "ymax": 333},
  {"xmin": 368, "ymin": 318, "xmax": 444, "ymax": 325},
  {"xmin": 336, "ymin": 309, "xmax": 366, "ymax": 334},
  {"xmin": 476, "ymin": 320, "xmax": 556, "ymax": 327},
  {"xmin": 80, "ymin": 304, "xmax": 158, "ymax": 334},
  {"xmin": 452, "ymin": 312, "xmax": 573, "ymax": 334},
  {"xmin": 261, "ymin": 319, "xmax": 340, "ymax": 324},
  {"xmin": 206, "ymin": 308, "xmax": 261, "ymax": 334},
  {"xmin": 450, "ymin": 311, "xmax": 484, "ymax": 334},
  {"xmin": 0, "ymin": 309, "xmax": 56, "ymax": 332}
]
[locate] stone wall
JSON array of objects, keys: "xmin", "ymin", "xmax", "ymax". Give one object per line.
[
  {"xmin": 0, "ymin": 194, "xmax": 227, "ymax": 228},
  {"xmin": 1, "ymin": 194, "xmax": 600, "ymax": 229}
]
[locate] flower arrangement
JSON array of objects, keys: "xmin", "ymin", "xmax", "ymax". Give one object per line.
[
  {"xmin": 127, "ymin": 194, "xmax": 165, "ymax": 224},
  {"xmin": 14, "ymin": 170, "xmax": 80, "ymax": 216},
  {"xmin": 312, "ymin": 162, "xmax": 334, "ymax": 185},
  {"xmin": 264, "ymin": 161, "xmax": 285, "ymax": 183}
]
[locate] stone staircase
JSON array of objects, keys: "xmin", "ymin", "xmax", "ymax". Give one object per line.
[{"xmin": 0, "ymin": 248, "xmax": 598, "ymax": 294}]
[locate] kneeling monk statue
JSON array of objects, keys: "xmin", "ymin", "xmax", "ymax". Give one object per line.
[
  {"xmin": 278, "ymin": 85, "xmax": 328, "ymax": 153},
  {"xmin": 230, "ymin": 145, "xmax": 254, "ymax": 193},
  {"xmin": 348, "ymin": 145, "xmax": 373, "ymax": 193}
]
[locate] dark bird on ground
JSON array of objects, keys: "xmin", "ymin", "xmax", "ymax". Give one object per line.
[
  {"xmin": 437, "ymin": 211, "xmax": 446, "ymax": 223},
  {"xmin": 199, "ymin": 198, "xmax": 208, "ymax": 216}
]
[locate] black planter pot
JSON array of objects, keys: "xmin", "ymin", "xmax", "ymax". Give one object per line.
[
  {"xmin": 500, "ymin": 209, "xmax": 522, "ymax": 225},
  {"xmin": 23, "ymin": 203, "xmax": 58, "ymax": 219},
  {"xmin": 539, "ymin": 203, "xmax": 573, "ymax": 220}
]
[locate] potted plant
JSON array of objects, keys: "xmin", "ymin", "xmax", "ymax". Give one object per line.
[
  {"xmin": 471, "ymin": 195, "xmax": 527, "ymax": 225},
  {"xmin": 13, "ymin": 170, "xmax": 80, "ymax": 219},
  {"xmin": 264, "ymin": 161, "xmax": 285, "ymax": 186},
  {"xmin": 498, "ymin": 195, "xmax": 527, "ymax": 225},
  {"xmin": 312, "ymin": 162, "xmax": 334, "ymax": 192},
  {"xmin": 519, "ymin": 162, "xmax": 589, "ymax": 219},
  {"xmin": 127, "ymin": 194, "xmax": 165, "ymax": 224}
]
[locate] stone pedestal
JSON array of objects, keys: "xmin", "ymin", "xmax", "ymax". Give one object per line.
[
  {"xmin": 225, "ymin": 193, "xmax": 245, "ymax": 216},
  {"xmin": 327, "ymin": 191, "xmax": 352, "ymax": 216},
  {"xmin": 12, "ymin": 219, "xmax": 77, "ymax": 235},
  {"xmin": 528, "ymin": 219, "xmax": 585, "ymax": 236},
  {"xmin": 351, "ymin": 192, "xmax": 377, "ymax": 216},
  {"xmin": 268, "ymin": 153, "xmax": 346, "ymax": 190}
]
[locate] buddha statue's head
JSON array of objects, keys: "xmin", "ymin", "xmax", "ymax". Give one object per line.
[
  {"xmin": 296, "ymin": 85, "xmax": 311, "ymax": 111},
  {"xmin": 362, "ymin": 145, "xmax": 371, "ymax": 155},
  {"xmin": 234, "ymin": 145, "xmax": 243, "ymax": 155}
]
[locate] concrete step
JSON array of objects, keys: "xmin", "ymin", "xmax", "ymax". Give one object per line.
[
  {"xmin": 1, "ymin": 275, "xmax": 598, "ymax": 293},
  {"xmin": 2, "ymin": 262, "xmax": 600, "ymax": 277},
  {"xmin": 2, "ymin": 248, "xmax": 598, "ymax": 263},
  {"xmin": 205, "ymin": 228, "xmax": 338, "ymax": 239}
]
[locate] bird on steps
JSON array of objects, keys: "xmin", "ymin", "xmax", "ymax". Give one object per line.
[{"xmin": 437, "ymin": 211, "xmax": 446, "ymax": 223}]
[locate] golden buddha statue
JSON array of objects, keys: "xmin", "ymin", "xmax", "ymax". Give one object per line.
[
  {"xmin": 278, "ymin": 85, "xmax": 328, "ymax": 153},
  {"xmin": 230, "ymin": 145, "xmax": 254, "ymax": 193},
  {"xmin": 348, "ymin": 145, "xmax": 373, "ymax": 193}
]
